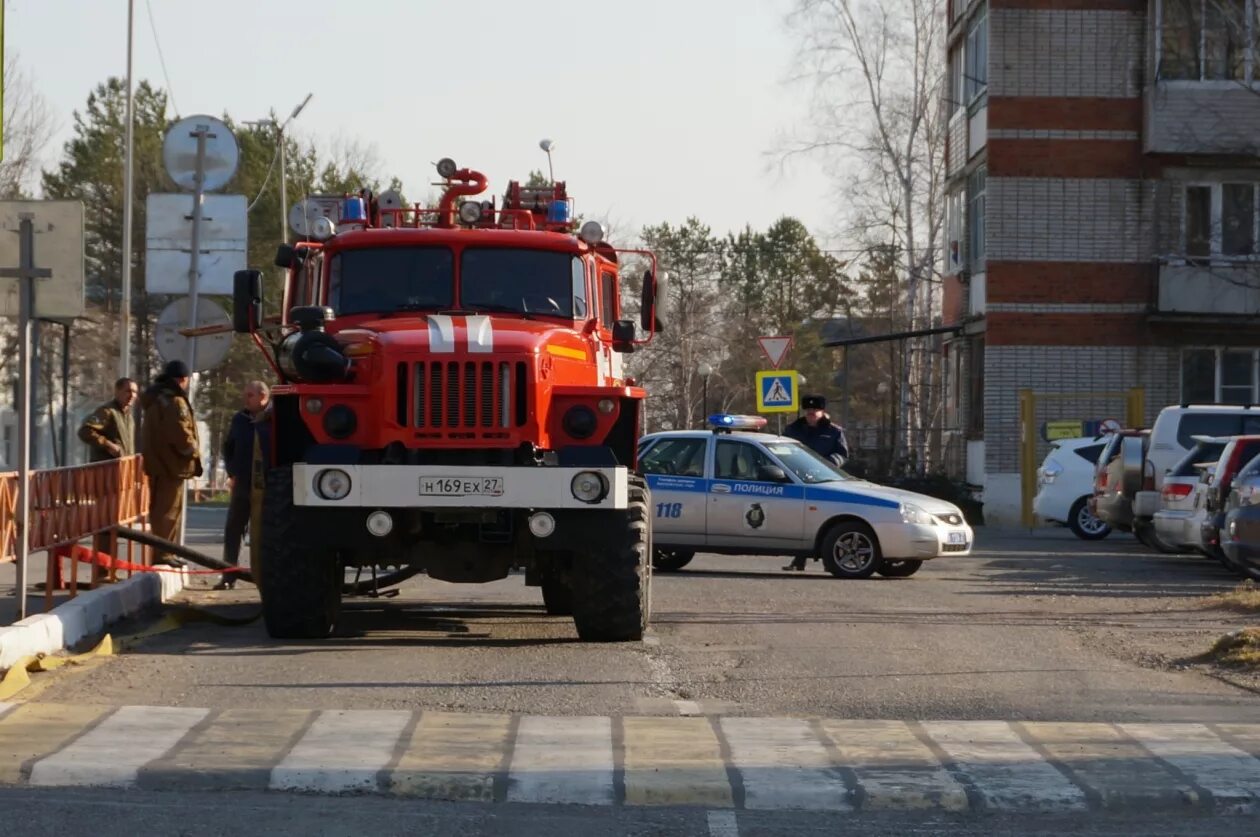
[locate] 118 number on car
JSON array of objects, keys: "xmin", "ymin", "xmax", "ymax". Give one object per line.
[{"xmin": 656, "ymin": 502, "xmax": 683, "ymax": 519}]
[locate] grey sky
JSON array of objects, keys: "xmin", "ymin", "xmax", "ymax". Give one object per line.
[{"xmin": 10, "ymin": 0, "xmax": 837, "ymax": 244}]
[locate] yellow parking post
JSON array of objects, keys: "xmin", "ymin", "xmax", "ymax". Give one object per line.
[{"xmin": 1019, "ymin": 389, "xmax": 1037, "ymax": 528}]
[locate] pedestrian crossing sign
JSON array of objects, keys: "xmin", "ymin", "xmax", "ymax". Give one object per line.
[{"xmin": 755, "ymin": 370, "xmax": 798, "ymax": 413}]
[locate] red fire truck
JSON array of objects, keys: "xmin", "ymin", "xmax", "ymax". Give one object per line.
[{"xmin": 232, "ymin": 158, "xmax": 662, "ymax": 642}]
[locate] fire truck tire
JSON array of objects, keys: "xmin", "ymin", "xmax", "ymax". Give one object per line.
[
  {"xmin": 571, "ymin": 475, "xmax": 651, "ymax": 642},
  {"xmin": 259, "ymin": 466, "xmax": 342, "ymax": 639}
]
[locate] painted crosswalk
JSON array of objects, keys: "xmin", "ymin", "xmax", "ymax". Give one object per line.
[{"xmin": 1, "ymin": 704, "xmax": 1259, "ymax": 813}]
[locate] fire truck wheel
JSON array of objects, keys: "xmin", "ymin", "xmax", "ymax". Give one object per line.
[
  {"xmin": 259, "ymin": 466, "xmax": 342, "ymax": 639},
  {"xmin": 541, "ymin": 570, "xmax": 574, "ymax": 616},
  {"xmin": 571, "ymin": 475, "xmax": 652, "ymax": 642}
]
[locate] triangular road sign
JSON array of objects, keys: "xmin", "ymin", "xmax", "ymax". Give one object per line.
[{"xmin": 758, "ymin": 336, "xmax": 793, "ymax": 369}]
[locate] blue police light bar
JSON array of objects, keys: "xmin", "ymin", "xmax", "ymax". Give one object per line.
[{"xmin": 708, "ymin": 414, "xmax": 768, "ymax": 430}]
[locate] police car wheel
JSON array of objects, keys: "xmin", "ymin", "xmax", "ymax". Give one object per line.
[
  {"xmin": 652, "ymin": 548, "xmax": 694, "ymax": 572},
  {"xmin": 820, "ymin": 522, "xmax": 880, "ymax": 579},
  {"xmin": 876, "ymin": 559, "xmax": 923, "ymax": 578}
]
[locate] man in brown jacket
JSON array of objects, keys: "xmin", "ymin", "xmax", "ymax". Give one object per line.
[
  {"xmin": 141, "ymin": 360, "xmax": 202, "ymax": 556},
  {"xmin": 78, "ymin": 377, "xmax": 139, "ymax": 462}
]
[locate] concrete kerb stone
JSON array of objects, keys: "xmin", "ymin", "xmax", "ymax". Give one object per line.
[{"xmin": 0, "ymin": 570, "xmax": 187, "ymax": 672}]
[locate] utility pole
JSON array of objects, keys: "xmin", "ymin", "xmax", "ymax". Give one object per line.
[{"xmin": 119, "ymin": 0, "xmax": 136, "ymax": 380}]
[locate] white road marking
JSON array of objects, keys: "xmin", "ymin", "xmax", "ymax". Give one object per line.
[
  {"xmin": 465, "ymin": 315, "xmax": 494, "ymax": 353},
  {"xmin": 29, "ymin": 705, "xmax": 207, "ymax": 788},
  {"xmin": 0, "ymin": 703, "xmax": 14, "ymax": 720},
  {"xmin": 707, "ymin": 810, "xmax": 739, "ymax": 837},
  {"xmin": 270, "ymin": 709, "xmax": 411, "ymax": 793},
  {"xmin": 675, "ymin": 700, "xmax": 703, "ymax": 716},
  {"xmin": 921, "ymin": 721, "xmax": 1087, "ymax": 812},
  {"xmin": 720, "ymin": 718, "xmax": 850, "ymax": 811},
  {"xmin": 1121, "ymin": 723, "xmax": 1260, "ymax": 810},
  {"xmin": 426, "ymin": 314, "xmax": 456, "ymax": 353},
  {"xmin": 507, "ymin": 716, "xmax": 614, "ymax": 805}
]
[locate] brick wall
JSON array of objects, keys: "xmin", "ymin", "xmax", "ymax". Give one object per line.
[
  {"xmin": 990, "ymin": 8, "xmax": 1144, "ymax": 99},
  {"xmin": 988, "ymin": 177, "xmax": 1155, "ymax": 262},
  {"xmin": 986, "ymin": 261, "xmax": 1154, "ymax": 304}
]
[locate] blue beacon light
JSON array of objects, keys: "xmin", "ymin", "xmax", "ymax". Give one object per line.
[{"xmin": 708, "ymin": 414, "xmax": 768, "ymax": 430}]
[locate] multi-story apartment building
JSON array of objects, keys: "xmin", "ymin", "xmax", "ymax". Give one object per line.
[{"xmin": 941, "ymin": 0, "xmax": 1260, "ymax": 523}]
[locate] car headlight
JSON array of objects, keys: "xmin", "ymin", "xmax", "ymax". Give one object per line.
[
  {"xmin": 315, "ymin": 468, "xmax": 352, "ymax": 501},
  {"xmin": 900, "ymin": 503, "xmax": 932, "ymax": 525},
  {"xmin": 571, "ymin": 471, "xmax": 607, "ymax": 503}
]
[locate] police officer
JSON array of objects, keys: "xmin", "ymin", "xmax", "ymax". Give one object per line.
[
  {"xmin": 140, "ymin": 360, "xmax": 202, "ymax": 561},
  {"xmin": 782, "ymin": 394, "xmax": 849, "ymax": 571},
  {"xmin": 78, "ymin": 378, "xmax": 139, "ymax": 462}
]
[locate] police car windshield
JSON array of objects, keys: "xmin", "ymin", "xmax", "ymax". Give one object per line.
[
  {"xmin": 329, "ymin": 246, "xmax": 454, "ymax": 314},
  {"xmin": 461, "ymin": 248, "xmax": 580, "ymax": 318},
  {"xmin": 764, "ymin": 441, "xmax": 849, "ymax": 484}
]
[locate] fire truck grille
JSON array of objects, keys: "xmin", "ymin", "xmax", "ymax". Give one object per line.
[{"xmin": 402, "ymin": 361, "xmax": 528, "ymax": 430}]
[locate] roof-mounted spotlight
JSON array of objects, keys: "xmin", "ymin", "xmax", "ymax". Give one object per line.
[
  {"xmin": 578, "ymin": 220, "xmax": 605, "ymax": 244},
  {"xmin": 436, "ymin": 158, "xmax": 458, "ymax": 179},
  {"xmin": 458, "ymin": 201, "xmax": 483, "ymax": 225}
]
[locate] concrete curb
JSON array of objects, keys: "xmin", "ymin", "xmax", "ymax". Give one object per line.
[{"xmin": 0, "ymin": 570, "xmax": 187, "ymax": 671}]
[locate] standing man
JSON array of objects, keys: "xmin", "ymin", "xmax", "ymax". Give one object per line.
[
  {"xmin": 78, "ymin": 378, "xmax": 139, "ymax": 462},
  {"xmin": 782, "ymin": 394, "xmax": 849, "ymax": 571},
  {"xmin": 218, "ymin": 381, "xmax": 270, "ymax": 590},
  {"xmin": 141, "ymin": 360, "xmax": 202, "ymax": 561}
]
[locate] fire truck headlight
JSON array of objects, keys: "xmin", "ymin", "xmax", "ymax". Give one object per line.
[
  {"xmin": 315, "ymin": 469, "xmax": 352, "ymax": 501},
  {"xmin": 562, "ymin": 405, "xmax": 598, "ymax": 439},
  {"xmin": 570, "ymin": 471, "xmax": 607, "ymax": 504},
  {"xmin": 597, "ymin": 398, "xmax": 616, "ymax": 414},
  {"xmin": 323, "ymin": 405, "xmax": 357, "ymax": 439}
]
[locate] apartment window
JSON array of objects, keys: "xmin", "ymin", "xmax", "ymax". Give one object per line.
[
  {"xmin": 949, "ymin": 45, "xmax": 965, "ymax": 115},
  {"xmin": 967, "ymin": 167, "xmax": 986, "ymax": 271},
  {"xmin": 964, "ymin": 9, "xmax": 988, "ymax": 103},
  {"xmin": 968, "ymin": 338, "xmax": 985, "ymax": 436},
  {"xmin": 1182, "ymin": 347, "xmax": 1260, "ymax": 403},
  {"xmin": 1182, "ymin": 182, "xmax": 1259, "ymax": 261},
  {"xmin": 1159, "ymin": 0, "xmax": 1251, "ymax": 81}
]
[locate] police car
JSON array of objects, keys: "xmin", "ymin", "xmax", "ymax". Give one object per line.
[{"xmin": 637, "ymin": 415, "xmax": 974, "ymax": 578}]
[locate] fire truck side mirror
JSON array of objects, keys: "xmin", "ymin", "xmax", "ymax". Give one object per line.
[
  {"xmin": 233, "ymin": 270, "xmax": 263, "ymax": 334},
  {"xmin": 275, "ymin": 244, "xmax": 298, "ymax": 268},
  {"xmin": 640, "ymin": 270, "xmax": 666, "ymax": 333},
  {"xmin": 612, "ymin": 320, "xmax": 637, "ymax": 353}
]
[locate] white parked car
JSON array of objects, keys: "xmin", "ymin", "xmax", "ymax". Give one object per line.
[
  {"xmin": 636, "ymin": 416, "xmax": 973, "ymax": 579},
  {"xmin": 1032, "ymin": 436, "xmax": 1111, "ymax": 540}
]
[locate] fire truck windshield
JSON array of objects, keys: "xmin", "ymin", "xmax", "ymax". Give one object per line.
[
  {"xmin": 330, "ymin": 246, "xmax": 454, "ymax": 314},
  {"xmin": 460, "ymin": 248, "xmax": 582, "ymax": 319}
]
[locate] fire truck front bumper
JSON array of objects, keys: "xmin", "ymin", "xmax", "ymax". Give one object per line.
[{"xmin": 291, "ymin": 464, "xmax": 630, "ymax": 510}]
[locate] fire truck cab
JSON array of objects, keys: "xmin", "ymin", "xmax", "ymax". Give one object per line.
[{"xmin": 233, "ymin": 158, "xmax": 661, "ymax": 642}]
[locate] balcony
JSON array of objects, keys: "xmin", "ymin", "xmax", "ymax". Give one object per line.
[
  {"xmin": 1157, "ymin": 263, "xmax": 1260, "ymax": 315},
  {"xmin": 1145, "ymin": 82, "xmax": 1260, "ymax": 156}
]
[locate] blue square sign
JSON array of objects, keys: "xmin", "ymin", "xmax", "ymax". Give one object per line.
[{"xmin": 755, "ymin": 370, "xmax": 798, "ymax": 413}]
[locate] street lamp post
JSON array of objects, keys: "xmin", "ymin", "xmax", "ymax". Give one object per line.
[
  {"xmin": 697, "ymin": 362, "xmax": 713, "ymax": 424},
  {"xmin": 248, "ymin": 94, "xmax": 313, "ymax": 245},
  {"xmin": 539, "ymin": 139, "xmax": 555, "ymax": 183}
]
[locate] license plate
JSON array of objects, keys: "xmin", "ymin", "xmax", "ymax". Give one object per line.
[
  {"xmin": 419, "ymin": 476, "xmax": 505, "ymax": 497},
  {"xmin": 947, "ymin": 532, "xmax": 967, "ymax": 545}
]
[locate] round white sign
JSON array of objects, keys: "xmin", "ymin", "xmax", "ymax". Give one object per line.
[
  {"xmin": 156, "ymin": 297, "xmax": 234, "ymax": 372},
  {"xmin": 163, "ymin": 115, "xmax": 240, "ymax": 193}
]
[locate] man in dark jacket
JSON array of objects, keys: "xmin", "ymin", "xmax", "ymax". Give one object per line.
[
  {"xmin": 78, "ymin": 378, "xmax": 139, "ymax": 462},
  {"xmin": 218, "ymin": 381, "xmax": 270, "ymax": 589},
  {"xmin": 141, "ymin": 360, "xmax": 202, "ymax": 561},
  {"xmin": 782, "ymin": 394, "xmax": 849, "ymax": 571}
]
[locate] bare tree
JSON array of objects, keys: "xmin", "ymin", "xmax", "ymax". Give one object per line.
[
  {"xmin": 786, "ymin": 0, "xmax": 947, "ymax": 472},
  {"xmin": 0, "ymin": 54, "xmax": 58, "ymax": 199}
]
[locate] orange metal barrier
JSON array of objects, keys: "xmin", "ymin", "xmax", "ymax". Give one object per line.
[{"xmin": 0, "ymin": 456, "xmax": 150, "ymax": 611}]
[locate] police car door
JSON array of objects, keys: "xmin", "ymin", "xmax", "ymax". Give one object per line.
[
  {"xmin": 639, "ymin": 436, "xmax": 710, "ymax": 545},
  {"xmin": 708, "ymin": 438, "xmax": 804, "ymax": 548}
]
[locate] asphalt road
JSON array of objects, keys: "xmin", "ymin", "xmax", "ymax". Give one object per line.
[
  {"xmin": 12, "ymin": 513, "xmax": 1260, "ymax": 835},
  {"xmin": 26, "ymin": 517, "xmax": 1260, "ymax": 723}
]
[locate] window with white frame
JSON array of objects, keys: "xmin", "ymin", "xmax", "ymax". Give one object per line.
[
  {"xmin": 1181, "ymin": 181, "xmax": 1259, "ymax": 261},
  {"xmin": 1181, "ymin": 347, "xmax": 1260, "ymax": 403},
  {"xmin": 1159, "ymin": 0, "xmax": 1253, "ymax": 81},
  {"xmin": 949, "ymin": 45, "xmax": 965, "ymax": 116},
  {"xmin": 964, "ymin": 9, "xmax": 988, "ymax": 103},
  {"xmin": 967, "ymin": 167, "xmax": 986, "ymax": 271}
]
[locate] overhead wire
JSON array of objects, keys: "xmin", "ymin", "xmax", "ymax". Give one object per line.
[{"xmin": 144, "ymin": 0, "xmax": 179, "ymax": 117}]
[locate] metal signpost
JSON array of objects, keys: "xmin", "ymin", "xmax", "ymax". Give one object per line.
[
  {"xmin": 0, "ymin": 201, "xmax": 86, "ymax": 620},
  {"xmin": 153, "ymin": 115, "xmax": 241, "ymax": 547}
]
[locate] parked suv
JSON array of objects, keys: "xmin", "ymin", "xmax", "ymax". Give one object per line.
[
  {"xmin": 1033, "ymin": 437, "xmax": 1111, "ymax": 540},
  {"xmin": 1152, "ymin": 438, "xmax": 1226, "ymax": 553},
  {"xmin": 1091, "ymin": 429, "xmax": 1149, "ymax": 534},
  {"xmin": 1132, "ymin": 405, "xmax": 1260, "ymax": 538}
]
